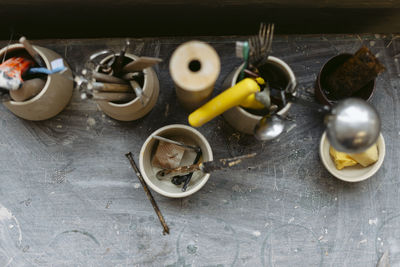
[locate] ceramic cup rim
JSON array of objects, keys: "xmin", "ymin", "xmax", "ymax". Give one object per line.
[{"xmin": 315, "ymin": 53, "xmax": 376, "ymax": 106}]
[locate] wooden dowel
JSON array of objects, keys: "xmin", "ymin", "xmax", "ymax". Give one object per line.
[
  {"xmin": 93, "ymin": 82, "xmax": 132, "ymax": 93},
  {"xmin": 92, "ymin": 72, "xmax": 127, "ymax": 84}
]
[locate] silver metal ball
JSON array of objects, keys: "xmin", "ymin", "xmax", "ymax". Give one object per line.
[{"xmin": 325, "ymin": 98, "xmax": 381, "ymax": 153}]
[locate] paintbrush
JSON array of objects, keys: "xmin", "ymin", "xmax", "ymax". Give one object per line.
[
  {"xmin": 156, "ymin": 152, "xmax": 256, "ymax": 179},
  {"xmin": 19, "ymin": 37, "xmax": 46, "ymax": 67}
]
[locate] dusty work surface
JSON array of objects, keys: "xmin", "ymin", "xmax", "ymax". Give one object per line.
[{"xmin": 0, "ymin": 34, "xmax": 399, "ymax": 266}]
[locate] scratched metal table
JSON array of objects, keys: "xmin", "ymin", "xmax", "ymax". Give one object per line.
[{"xmin": 0, "ymin": 34, "xmax": 399, "ymax": 266}]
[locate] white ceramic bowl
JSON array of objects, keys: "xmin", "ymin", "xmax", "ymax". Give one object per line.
[
  {"xmin": 319, "ymin": 131, "xmax": 385, "ymax": 182},
  {"xmin": 139, "ymin": 124, "xmax": 213, "ymax": 198}
]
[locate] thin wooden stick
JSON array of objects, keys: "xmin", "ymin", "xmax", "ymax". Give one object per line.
[{"xmin": 125, "ymin": 152, "xmax": 170, "ymax": 235}]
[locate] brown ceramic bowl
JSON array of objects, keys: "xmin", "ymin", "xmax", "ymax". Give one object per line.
[{"xmin": 315, "ymin": 53, "xmax": 376, "ymax": 106}]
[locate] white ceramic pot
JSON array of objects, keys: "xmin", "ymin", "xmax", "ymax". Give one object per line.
[
  {"xmin": 139, "ymin": 124, "xmax": 213, "ymax": 198},
  {"xmin": 96, "ymin": 53, "xmax": 159, "ymax": 121},
  {"xmin": 222, "ymin": 56, "xmax": 296, "ymax": 134},
  {"xmin": 1, "ymin": 44, "xmax": 73, "ymax": 121}
]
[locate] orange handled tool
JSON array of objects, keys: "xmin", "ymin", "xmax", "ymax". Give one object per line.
[{"xmin": 0, "ymin": 57, "xmax": 34, "ymax": 91}]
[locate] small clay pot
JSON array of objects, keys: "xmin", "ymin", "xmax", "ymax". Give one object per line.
[
  {"xmin": 95, "ymin": 53, "xmax": 159, "ymax": 121},
  {"xmin": 0, "ymin": 44, "xmax": 73, "ymax": 121},
  {"xmin": 139, "ymin": 124, "xmax": 213, "ymax": 198},
  {"xmin": 315, "ymin": 53, "xmax": 376, "ymax": 106},
  {"xmin": 222, "ymin": 56, "xmax": 296, "ymax": 135}
]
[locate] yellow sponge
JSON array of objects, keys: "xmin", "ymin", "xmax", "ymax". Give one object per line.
[
  {"xmin": 349, "ymin": 144, "xmax": 379, "ymax": 167},
  {"xmin": 329, "ymin": 146, "xmax": 358, "ymax": 170}
]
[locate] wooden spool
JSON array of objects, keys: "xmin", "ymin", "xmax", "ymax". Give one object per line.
[{"xmin": 169, "ymin": 41, "xmax": 220, "ymax": 111}]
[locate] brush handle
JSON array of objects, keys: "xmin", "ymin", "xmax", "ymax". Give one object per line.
[
  {"xmin": 92, "ymin": 72, "xmax": 127, "ymax": 84},
  {"xmin": 93, "ymin": 82, "xmax": 132, "ymax": 93},
  {"xmin": 19, "ymin": 37, "xmax": 46, "ymax": 67}
]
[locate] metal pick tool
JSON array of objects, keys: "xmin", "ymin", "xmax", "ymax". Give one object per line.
[{"xmin": 156, "ymin": 153, "xmax": 257, "ymax": 179}]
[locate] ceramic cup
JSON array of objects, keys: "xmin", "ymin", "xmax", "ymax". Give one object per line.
[
  {"xmin": 139, "ymin": 124, "xmax": 213, "ymax": 198},
  {"xmin": 222, "ymin": 56, "xmax": 296, "ymax": 134},
  {"xmin": 315, "ymin": 53, "xmax": 376, "ymax": 106},
  {"xmin": 0, "ymin": 44, "xmax": 73, "ymax": 121},
  {"xmin": 96, "ymin": 53, "xmax": 160, "ymax": 121}
]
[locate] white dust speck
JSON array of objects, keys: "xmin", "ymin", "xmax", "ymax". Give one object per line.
[
  {"xmin": 359, "ymin": 239, "xmax": 367, "ymax": 244},
  {"xmin": 50, "ymin": 192, "xmax": 55, "ymax": 195},
  {"xmin": 294, "ymin": 206, "xmax": 299, "ymax": 209},
  {"xmin": 378, "ymin": 237, "xmax": 381, "ymax": 241},
  {"xmin": 134, "ymin": 183, "xmax": 141, "ymax": 189},
  {"xmin": 56, "ymin": 125, "xmax": 63, "ymax": 129},
  {"xmin": 252, "ymin": 231, "xmax": 261, "ymax": 237},
  {"xmin": 360, "ymin": 232, "xmax": 363, "ymax": 236},
  {"xmin": 369, "ymin": 218, "xmax": 378, "ymax": 225},
  {"xmin": 87, "ymin": 117, "xmax": 96, "ymax": 127},
  {"xmin": 318, "ymin": 235, "xmax": 324, "ymax": 241},
  {"xmin": 264, "ymin": 222, "xmax": 269, "ymax": 228},
  {"xmin": 222, "ymin": 199, "xmax": 228, "ymax": 203},
  {"xmin": 381, "ymin": 242, "xmax": 384, "ymax": 246},
  {"xmin": 288, "ymin": 217, "xmax": 294, "ymax": 223},
  {"xmin": 9, "ymin": 224, "xmax": 14, "ymax": 229},
  {"xmin": 334, "ymin": 197, "xmax": 337, "ymax": 201},
  {"xmin": 325, "ymin": 229, "xmax": 328, "ymax": 234},
  {"xmin": 116, "ymin": 231, "xmax": 120, "ymax": 235}
]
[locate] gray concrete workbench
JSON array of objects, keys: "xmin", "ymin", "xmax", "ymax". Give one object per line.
[{"xmin": 0, "ymin": 34, "xmax": 399, "ymax": 266}]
